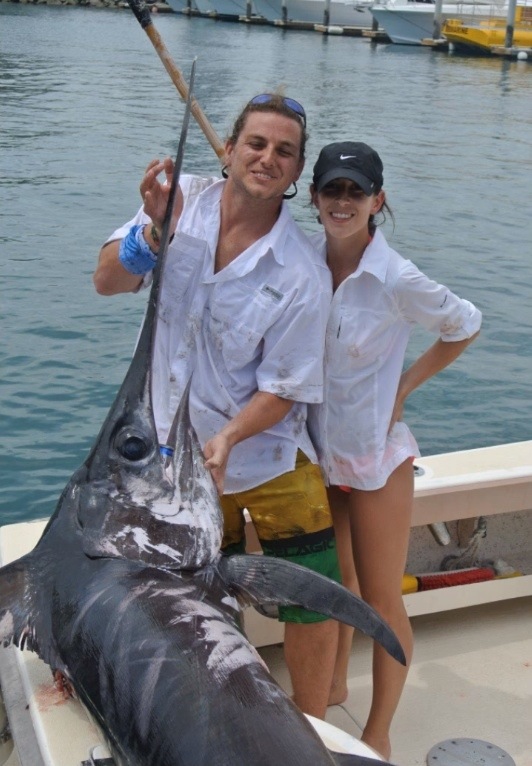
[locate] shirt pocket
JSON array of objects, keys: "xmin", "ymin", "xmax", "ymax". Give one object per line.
[
  {"xmin": 327, "ymin": 307, "xmax": 394, "ymax": 375},
  {"xmin": 206, "ymin": 282, "xmax": 286, "ymax": 372}
]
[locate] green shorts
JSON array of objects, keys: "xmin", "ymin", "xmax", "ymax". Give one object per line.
[{"xmin": 220, "ymin": 451, "xmax": 340, "ymax": 624}]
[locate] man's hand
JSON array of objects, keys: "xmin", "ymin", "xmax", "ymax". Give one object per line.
[
  {"xmin": 140, "ymin": 157, "xmax": 183, "ymax": 235},
  {"xmin": 202, "ymin": 392, "xmax": 294, "ymax": 495},
  {"xmin": 204, "ymin": 433, "xmax": 233, "ymax": 495}
]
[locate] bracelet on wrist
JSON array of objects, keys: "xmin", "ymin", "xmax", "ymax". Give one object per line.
[
  {"xmin": 118, "ymin": 224, "xmax": 157, "ymax": 275},
  {"xmin": 151, "ymin": 223, "xmax": 161, "ymax": 246},
  {"xmin": 150, "ymin": 223, "xmax": 175, "ymax": 247}
]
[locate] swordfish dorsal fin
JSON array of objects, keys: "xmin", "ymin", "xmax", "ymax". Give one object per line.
[{"xmin": 218, "ymin": 554, "xmax": 406, "ymax": 666}]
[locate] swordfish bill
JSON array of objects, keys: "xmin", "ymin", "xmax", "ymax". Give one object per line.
[{"xmin": 0, "ymin": 62, "xmax": 404, "ymax": 766}]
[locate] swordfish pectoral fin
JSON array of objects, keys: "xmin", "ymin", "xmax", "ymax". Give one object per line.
[
  {"xmin": 0, "ymin": 556, "xmax": 38, "ymax": 651},
  {"xmin": 219, "ymin": 554, "xmax": 406, "ymax": 666},
  {"xmin": 0, "ymin": 555, "xmax": 61, "ymax": 672}
]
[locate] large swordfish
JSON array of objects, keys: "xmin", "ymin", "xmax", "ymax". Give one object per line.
[{"xmin": 0, "ymin": 67, "xmax": 405, "ymax": 766}]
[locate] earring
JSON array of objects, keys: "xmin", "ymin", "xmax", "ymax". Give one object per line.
[
  {"xmin": 283, "ymin": 182, "xmax": 298, "ymax": 200},
  {"xmin": 221, "ymin": 165, "xmax": 229, "ymax": 179}
]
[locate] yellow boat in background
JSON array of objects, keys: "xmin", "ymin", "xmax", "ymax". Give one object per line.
[{"xmin": 443, "ymin": 4, "xmax": 532, "ymax": 51}]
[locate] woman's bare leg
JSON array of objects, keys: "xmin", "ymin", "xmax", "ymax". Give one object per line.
[
  {"xmin": 327, "ymin": 487, "xmax": 361, "ymax": 705},
  {"xmin": 349, "ymin": 459, "xmax": 415, "ymax": 760}
]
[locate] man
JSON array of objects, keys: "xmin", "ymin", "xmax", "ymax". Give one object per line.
[{"xmin": 93, "ymin": 94, "xmax": 339, "ymax": 719}]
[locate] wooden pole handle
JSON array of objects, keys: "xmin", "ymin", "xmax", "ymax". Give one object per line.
[{"xmin": 127, "ymin": 0, "xmax": 225, "ymax": 162}]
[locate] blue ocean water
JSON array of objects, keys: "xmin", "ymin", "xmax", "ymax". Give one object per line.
[{"xmin": 1, "ymin": 4, "xmax": 531, "ymax": 524}]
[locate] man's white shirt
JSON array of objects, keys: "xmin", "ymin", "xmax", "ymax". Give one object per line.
[{"xmin": 107, "ymin": 175, "xmax": 332, "ymax": 493}]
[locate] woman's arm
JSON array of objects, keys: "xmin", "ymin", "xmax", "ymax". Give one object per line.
[{"xmin": 390, "ymin": 332, "xmax": 480, "ymax": 430}]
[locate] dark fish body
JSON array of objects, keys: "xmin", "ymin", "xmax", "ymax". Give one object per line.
[
  {"xmin": 34, "ymin": 555, "xmax": 337, "ymax": 765},
  {"xmin": 1, "ymin": 474, "xmax": 373, "ymax": 766},
  {"xmin": 0, "ymin": 96, "xmax": 404, "ymax": 765}
]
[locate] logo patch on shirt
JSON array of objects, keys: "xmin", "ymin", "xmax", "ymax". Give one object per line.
[{"xmin": 261, "ymin": 284, "xmax": 284, "ymax": 302}]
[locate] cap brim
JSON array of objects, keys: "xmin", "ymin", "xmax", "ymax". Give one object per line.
[{"xmin": 316, "ymin": 168, "xmax": 376, "ymax": 196}]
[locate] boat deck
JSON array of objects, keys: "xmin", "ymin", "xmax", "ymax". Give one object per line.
[{"xmin": 260, "ymin": 595, "xmax": 532, "ymax": 766}]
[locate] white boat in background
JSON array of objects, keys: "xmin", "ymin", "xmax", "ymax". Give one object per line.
[
  {"xmin": 252, "ymin": 0, "xmax": 375, "ymax": 26},
  {"xmin": 369, "ymin": 0, "xmax": 526, "ymax": 44},
  {"xmin": 193, "ymin": 0, "xmax": 253, "ymax": 15},
  {"xmin": 165, "ymin": 0, "xmax": 198, "ymax": 12}
]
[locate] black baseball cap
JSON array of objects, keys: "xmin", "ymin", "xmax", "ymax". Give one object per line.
[{"xmin": 312, "ymin": 141, "xmax": 384, "ymax": 196}]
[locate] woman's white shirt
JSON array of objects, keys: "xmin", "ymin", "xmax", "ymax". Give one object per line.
[{"xmin": 308, "ymin": 229, "xmax": 482, "ymax": 490}]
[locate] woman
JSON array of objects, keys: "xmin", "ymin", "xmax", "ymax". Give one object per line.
[{"xmin": 308, "ymin": 141, "xmax": 482, "ymax": 759}]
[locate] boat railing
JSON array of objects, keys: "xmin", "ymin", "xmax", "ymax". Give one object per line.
[{"xmin": 455, "ymin": 2, "xmax": 532, "ymax": 23}]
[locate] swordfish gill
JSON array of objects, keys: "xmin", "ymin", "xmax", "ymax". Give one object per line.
[{"xmin": 0, "ymin": 69, "xmax": 405, "ymax": 766}]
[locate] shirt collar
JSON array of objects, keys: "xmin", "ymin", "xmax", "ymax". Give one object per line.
[
  {"xmin": 354, "ymin": 228, "xmax": 389, "ymax": 283},
  {"xmin": 199, "ymin": 181, "xmax": 292, "ymax": 282},
  {"xmin": 314, "ymin": 227, "xmax": 390, "ymax": 285}
]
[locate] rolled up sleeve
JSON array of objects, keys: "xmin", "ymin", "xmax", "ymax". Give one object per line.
[{"xmin": 396, "ymin": 261, "xmax": 482, "ymax": 342}]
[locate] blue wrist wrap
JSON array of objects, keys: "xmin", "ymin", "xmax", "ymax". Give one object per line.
[{"xmin": 118, "ymin": 224, "xmax": 157, "ymax": 275}]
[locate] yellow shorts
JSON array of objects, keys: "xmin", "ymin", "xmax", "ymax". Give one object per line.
[{"xmin": 220, "ymin": 451, "xmax": 340, "ymax": 624}]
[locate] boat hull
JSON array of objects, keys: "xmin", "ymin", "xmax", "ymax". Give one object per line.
[
  {"xmin": 443, "ymin": 9, "xmax": 532, "ymax": 51},
  {"xmin": 165, "ymin": 0, "xmax": 199, "ymax": 11},
  {"xmin": 194, "ymin": 0, "xmax": 253, "ymax": 15},
  {"xmin": 369, "ymin": 1, "xmax": 519, "ymax": 45},
  {"xmin": 252, "ymin": 0, "xmax": 374, "ymax": 25}
]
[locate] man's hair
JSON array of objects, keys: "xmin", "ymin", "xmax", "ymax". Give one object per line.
[{"xmin": 227, "ymin": 92, "xmax": 307, "ymax": 160}]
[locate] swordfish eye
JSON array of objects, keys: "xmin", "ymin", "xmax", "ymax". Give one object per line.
[{"xmin": 113, "ymin": 428, "xmax": 153, "ymax": 462}]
